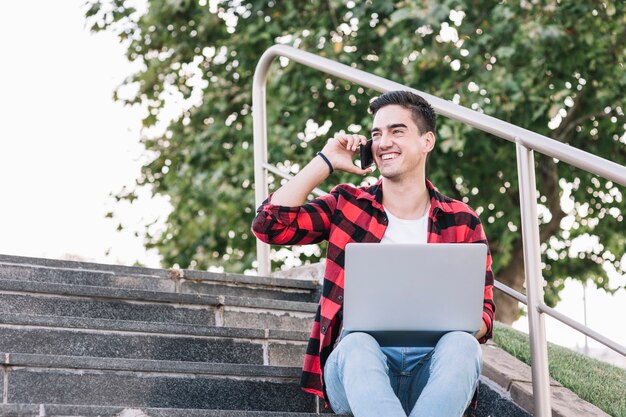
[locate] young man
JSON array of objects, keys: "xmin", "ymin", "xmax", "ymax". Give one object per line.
[{"xmin": 252, "ymin": 91, "xmax": 495, "ymax": 417}]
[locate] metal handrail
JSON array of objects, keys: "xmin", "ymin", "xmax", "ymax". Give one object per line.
[
  {"xmin": 493, "ymin": 281, "xmax": 626, "ymax": 357},
  {"xmin": 539, "ymin": 304, "xmax": 626, "ymax": 357},
  {"xmin": 253, "ymin": 44, "xmax": 626, "ymax": 417}
]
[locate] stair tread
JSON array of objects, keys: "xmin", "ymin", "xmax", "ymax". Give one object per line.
[
  {"xmin": 0, "ymin": 254, "xmax": 167, "ymax": 279},
  {"xmin": 0, "ymin": 312, "xmax": 309, "ymax": 340},
  {"xmin": 0, "ymin": 279, "xmax": 317, "ymax": 312},
  {"xmin": 1, "ymin": 358, "xmax": 315, "ymax": 412},
  {"xmin": 0, "ymin": 404, "xmax": 330, "ymax": 416},
  {"xmin": 1, "ymin": 351, "xmax": 301, "ymax": 378},
  {"xmin": 0, "ymin": 293, "xmax": 313, "ymax": 331},
  {"xmin": 0, "ymin": 321, "xmax": 306, "ymax": 366},
  {"xmin": 0, "ymin": 254, "xmax": 318, "ymax": 290}
]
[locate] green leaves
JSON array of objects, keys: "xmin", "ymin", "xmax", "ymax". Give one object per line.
[{"xmin": 87, "ymin": 0, "xmax": 626, "ymax": 319}]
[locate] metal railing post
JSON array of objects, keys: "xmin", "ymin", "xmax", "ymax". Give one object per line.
[
  {"xmin": 252, "ymin": 51, "xmax": 272, "ymax": 276},
  {"xmin": 516, "ymin": 140, "xmax": 552, "ymax": 416}
]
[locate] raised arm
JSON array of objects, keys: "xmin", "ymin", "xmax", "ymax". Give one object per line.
[
  {"xmin": 252, "ymin": 133, "xmax": 372, "ymax": 246},
  {"xmin": 271, "ymin": 134, "xmax": 372, "ymax": 206}
]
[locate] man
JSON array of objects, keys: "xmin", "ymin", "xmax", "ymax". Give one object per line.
[{"xmin": 252, "ymin": 91, "xmax": 495, "ymax": 417}]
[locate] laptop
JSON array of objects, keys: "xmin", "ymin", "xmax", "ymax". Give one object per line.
[{"xmin": 343, "ymin": 243, "xmax": 488, "ymax": 347}]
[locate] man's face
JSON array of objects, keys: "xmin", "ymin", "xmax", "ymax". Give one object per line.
[{"xmin": 371, "ymin": 104, "xmax": 433, "ymax": 181}]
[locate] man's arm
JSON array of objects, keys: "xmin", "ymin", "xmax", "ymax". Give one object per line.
[
  {"xmin": 252, "ymin": 134, "xmax": 372, "ymax": 245},
  {"xmin": 270, "ymin": 134, "xmax": 372, "ymax": 206}
]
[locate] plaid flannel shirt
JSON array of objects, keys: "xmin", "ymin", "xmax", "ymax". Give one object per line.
[{"xmin": 252, "ymin": 179, "xmax": 495, "ymax": 400}]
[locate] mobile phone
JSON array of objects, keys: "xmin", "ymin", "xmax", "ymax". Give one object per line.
[{"xmin": 359, "ymin": 139, "xmax": 374, "ymax": 169}]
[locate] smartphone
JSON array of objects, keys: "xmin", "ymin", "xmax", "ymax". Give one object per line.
[{"xmin": 359, "ymin": 139, "xmax": 374, "ymax": 169}]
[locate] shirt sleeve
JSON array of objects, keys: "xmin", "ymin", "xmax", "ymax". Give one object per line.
[
  {"xmin": 465, "ymin": 215, "xmax": 496, "ymax": 343},
  {"xmin": 251, "ymin": 191, "xmax": 338, "ymax": 246}
]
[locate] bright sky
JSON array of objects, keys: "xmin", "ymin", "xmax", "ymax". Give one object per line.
[
  {"xmin": 0, "ymin": 0, "xmax": 168, "ymax": 268},
  {"xmin": 0, "ymin": 1, "xmax": 623, "ymax": 364}
]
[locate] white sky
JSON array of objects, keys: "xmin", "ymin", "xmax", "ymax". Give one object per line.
[
  {"xmin": 0, "ymin": 1, "xmax": 624, "ymax": 362},
  {"xmin": 0, "ymin": 0, "xmax": 168, "ymax": 267}
]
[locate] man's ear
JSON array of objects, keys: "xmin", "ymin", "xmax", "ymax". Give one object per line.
[{"xmin": 423, "ymin": 131, "xmax": 436, "ymax": 153}]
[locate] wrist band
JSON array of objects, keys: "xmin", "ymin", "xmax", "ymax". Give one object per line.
[{"xmin": 317, "ymin": 152, "xmax": 334, "ymax": 175}]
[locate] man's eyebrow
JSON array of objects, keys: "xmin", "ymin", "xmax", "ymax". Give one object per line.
[{"xmin": 371, "ymin": 123, "xmax": 408, "ymax": 133}]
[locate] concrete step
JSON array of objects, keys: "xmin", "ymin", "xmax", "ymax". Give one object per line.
[
  {"xmin": 0, "ymin": 315, "xmax": 307, "ymax": 367},
  {"xmin": 179, "ymin": 270, "xmax": 320, "ymax": 304},
  {"xmin": 0, "ymin": 353, "xmax": 316, "ymax": 412},
  {"xmin": 0, "ymin": 313, "xmax": 309, "ymax": 341},
  {"xmin": 0, "ymin": 262, "xmax": 174, "ymax": 292},
  {"xmin": 0, "ymin": 254, "xmax": 168, "ymax": 279},
  {"xmin": 474, "ymin": 377, "xmax": 532, "ymax": 417},
  {"xmin": 0, "ymin": 279, "xmax": 316, "ymax": 332},
  {"xmin": 0, "ymin": 404, "xmax": 328, "ymax": 417},
  {"xmin": 0, "ymin": 378, "xmax": 534, "ymax": 417},
  {"xmin": 0, "ymin": 381, "xmax": 535, "ymax": 417},
  {"xmin": 0, "ymin": 254, "xmax": 320, "ymax": 303}
]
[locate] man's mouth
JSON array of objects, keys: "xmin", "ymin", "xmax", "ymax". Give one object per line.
[{"xmin": 380, "ymin": 153, "xmax": 399, "ymax": 161}]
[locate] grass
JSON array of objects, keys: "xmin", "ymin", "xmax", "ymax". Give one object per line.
[{"xmin": 493, "ymin": 322, "xmax": 626, "ymax": 417}]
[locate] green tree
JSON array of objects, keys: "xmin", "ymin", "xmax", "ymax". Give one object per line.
[{"xmin": 85, "ymin": 0, "xmax": 626, "ymax": 324}]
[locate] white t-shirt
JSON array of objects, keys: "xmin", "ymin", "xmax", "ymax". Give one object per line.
[{"xmin": 380, "ymin": 210, "xmax": 428, "ymax": 244}]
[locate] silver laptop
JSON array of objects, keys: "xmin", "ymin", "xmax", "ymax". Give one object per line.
[{"xmin": 343, "ymin": 243, "xmax": 488, "ymax": 347}]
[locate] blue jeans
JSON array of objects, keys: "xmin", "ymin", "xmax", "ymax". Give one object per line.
[{"xmin": 324, "ymin": 332, "xmax": 482, "ymax": 417}]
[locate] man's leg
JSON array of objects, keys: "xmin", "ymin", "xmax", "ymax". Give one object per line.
[
  {"xmin": 408, "ymin": 331, "xmax": 482, "ymax": 417},
  {"xmin": 324, "ymin": 332, "xmax": 407, "ymax": 417}
]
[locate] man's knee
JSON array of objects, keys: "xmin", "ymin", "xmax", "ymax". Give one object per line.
[
  {"xmin": 439, "ymin": 331, "xmax": 479, "ymax": 346},
  {"xmin": 341, "ymin": 331, "xmax": 379, "ymax": 347},
  {"xmin": 437, "ymin": 331, "xmax": 482, "ymax": 361},
  {"xmin": 335, "ymin": 332, "xmax": 386, "ymax": 364}
]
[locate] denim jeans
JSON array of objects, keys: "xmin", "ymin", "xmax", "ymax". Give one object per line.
[{"xmin": 323, "ymin": 331, "xmax": 482, "ymax": 417}]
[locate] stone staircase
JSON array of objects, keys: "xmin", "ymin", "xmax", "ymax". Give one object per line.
[
  {"xmin": 0, "ymin": 254, "xmax": 322, "ymax": 416},
  {"xmin": 0, "ymin": 254, "xmax": 566, "ymax": 417}
]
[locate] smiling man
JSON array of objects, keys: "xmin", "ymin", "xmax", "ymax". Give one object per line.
[{"xmin": 252, "ymin": 91, "xmax": 495, "ymax": 417}]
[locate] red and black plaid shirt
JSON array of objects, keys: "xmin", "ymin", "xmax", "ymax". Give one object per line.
[{"xmin": 252, "ymin": 179, "xmax": 495, "ymax": 400}]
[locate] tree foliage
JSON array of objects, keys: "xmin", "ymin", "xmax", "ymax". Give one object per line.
[{"xmin": 85, "ymin": 0, "xmax": 626, "ymax": 323}]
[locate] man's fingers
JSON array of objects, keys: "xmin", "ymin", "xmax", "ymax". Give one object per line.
[
  {"xmin": 346, "ymin": 134, "xmax": 366, "ymax": 152},
  {"xmin": 332, "ymin": 133, "xmax": 367, "ymax": 152},
  {"xmin": 348, "ymin": 135, "xmax": 358, "ymax": 151},
  {"xmin": 332, "ymin": 135, "xmax": 345, "ymax": 146}
]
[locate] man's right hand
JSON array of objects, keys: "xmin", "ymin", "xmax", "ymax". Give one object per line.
[{"xmin": 321, "ymin": 133, "xmax": 373, "ymax": 176}]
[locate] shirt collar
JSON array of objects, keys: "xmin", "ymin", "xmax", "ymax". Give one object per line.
[
  {"xmin": 426, "ymin": 179, "xmax": 455, "ymax": 217},
  {"xmin": 354, "ymin": 180, "xmax": 384, "ymax": 210},
  {"xmin": 356, "ymin": 179, "xmax": 455, "ymax": 216}
]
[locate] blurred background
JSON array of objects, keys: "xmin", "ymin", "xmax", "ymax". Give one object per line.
[{"xmin": 0, "ymin": 0, "xmax": 624, "ymax": 367}]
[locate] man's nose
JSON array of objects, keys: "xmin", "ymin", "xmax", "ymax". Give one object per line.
[{"xmin": 379, "ymin": 132, "xmax": 393, "ymax": 148}]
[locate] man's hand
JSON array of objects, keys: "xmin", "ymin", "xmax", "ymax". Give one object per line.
[
  {"xmin": 321, "ymin": 133, "xmax": 373, "ymax": 176},
  {"xmin": 475, "ymin": 320, "xmax": 488, "ymax": 341}
]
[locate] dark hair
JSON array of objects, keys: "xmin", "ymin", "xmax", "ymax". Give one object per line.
[{"xmin": 368, "ymin": 91, "xmax": 436, "ymax": 134}]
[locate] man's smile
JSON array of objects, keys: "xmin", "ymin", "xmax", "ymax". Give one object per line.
[{"xmin": 380, "ymin": 152, "xmax": 400, "ymax": 161}]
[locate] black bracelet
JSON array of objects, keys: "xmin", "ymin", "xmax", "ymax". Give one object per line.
[{"xmin": 317, "ymin": 152, "xmax": 334, "ymax": 175}]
